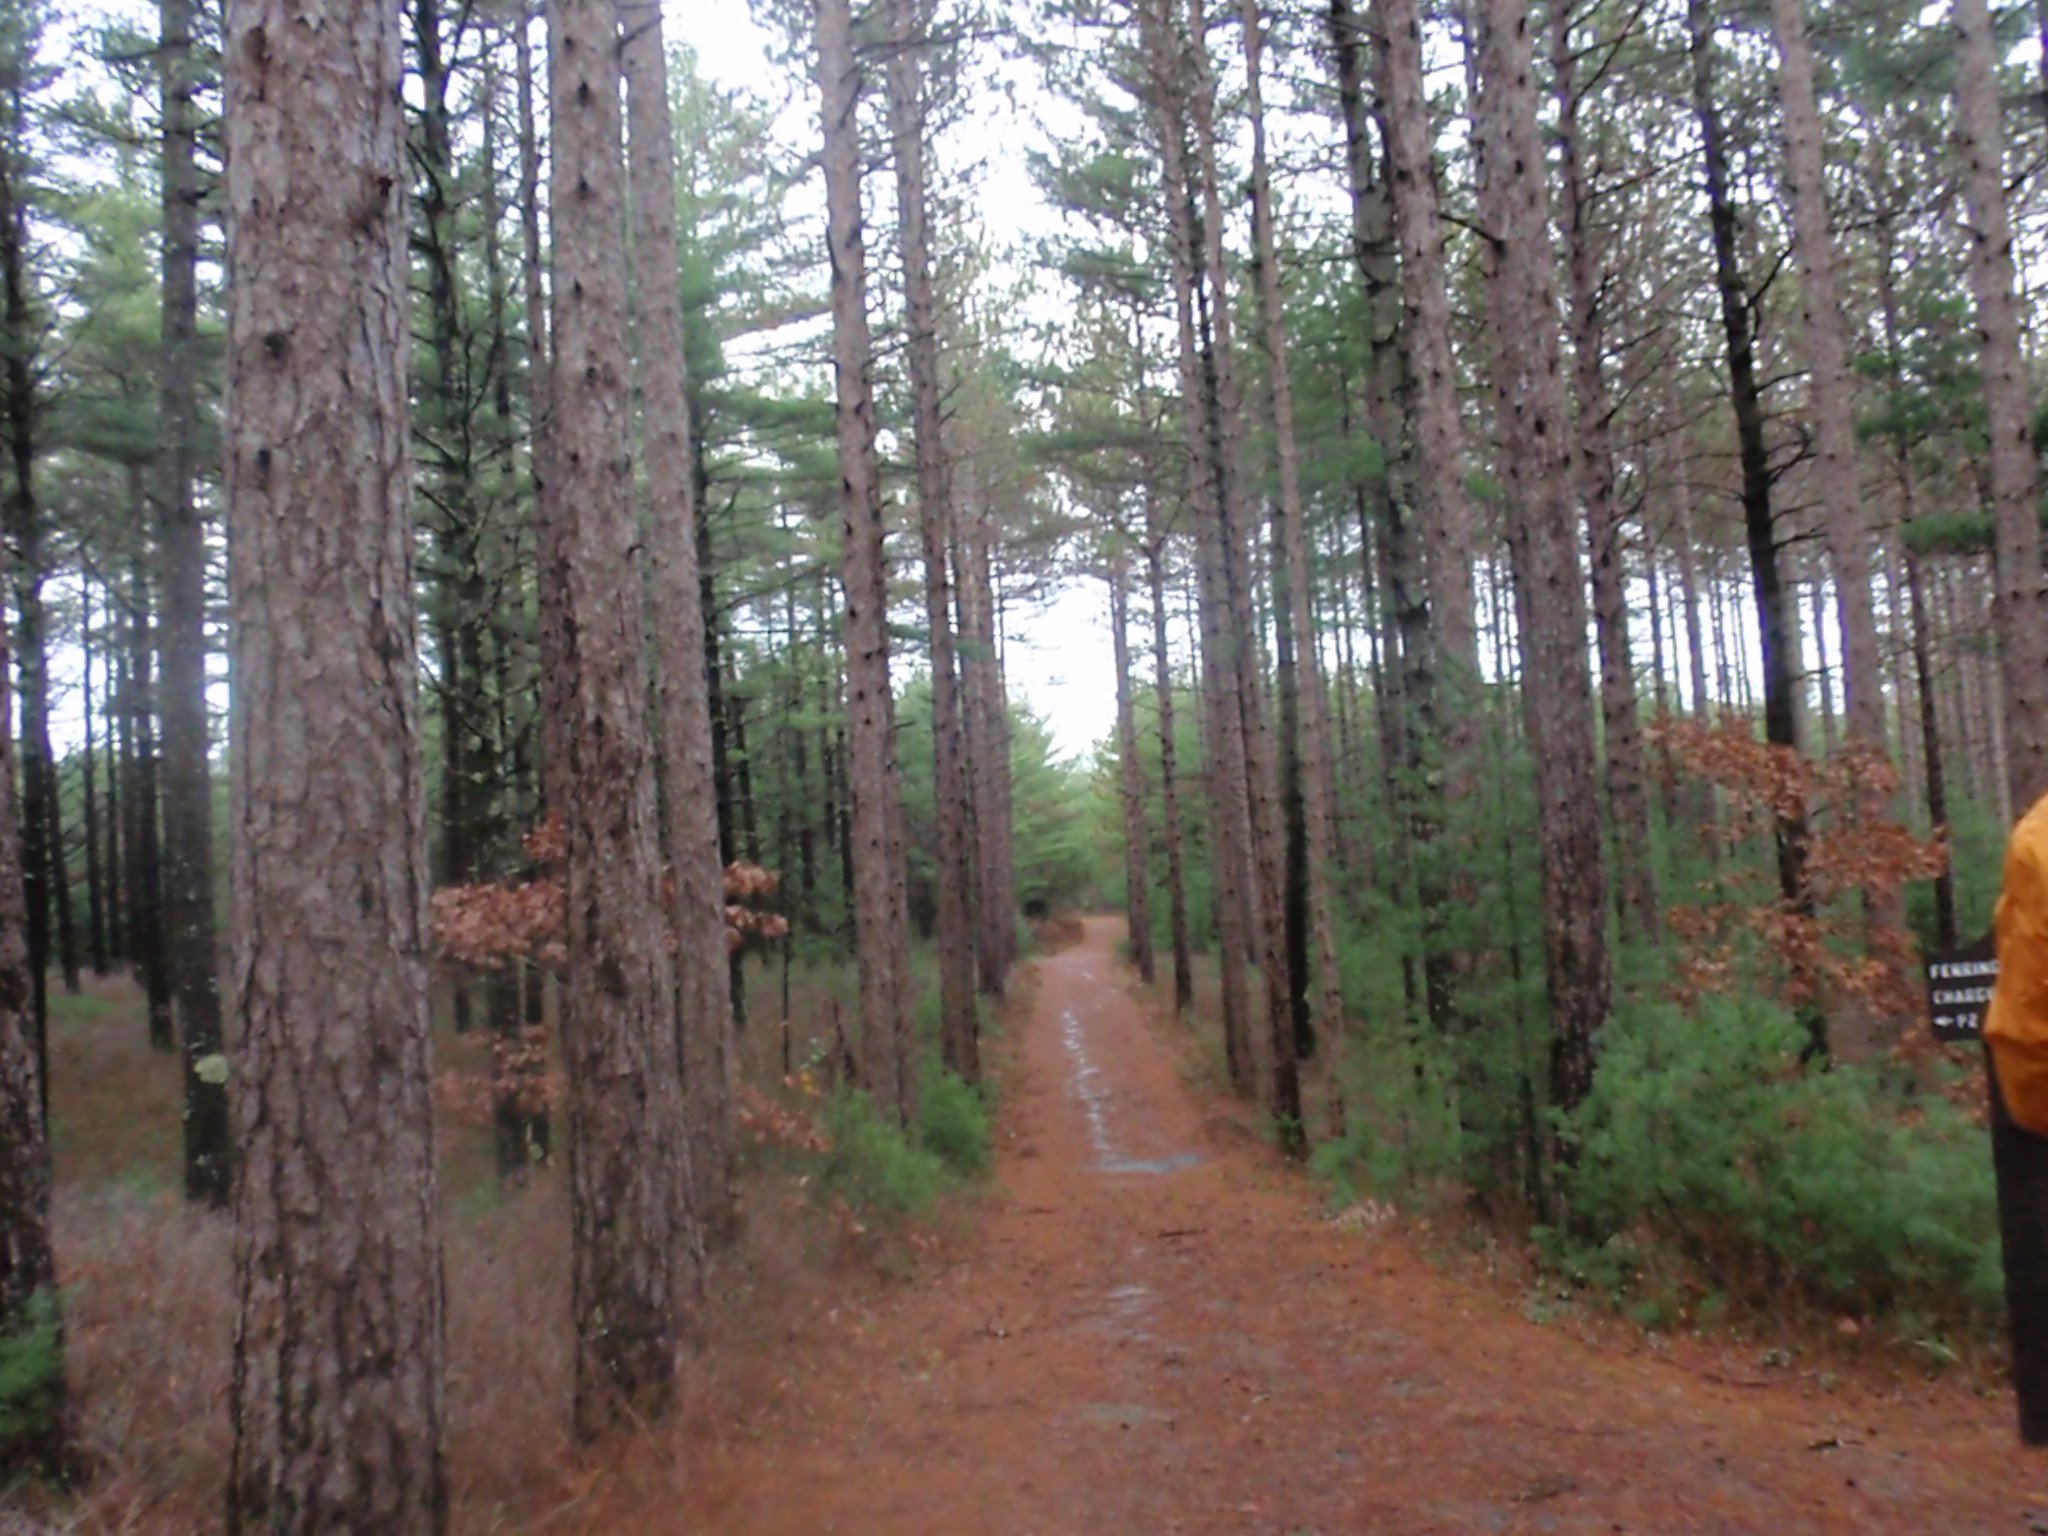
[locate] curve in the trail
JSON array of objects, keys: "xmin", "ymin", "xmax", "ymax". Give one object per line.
[{"xmin": 671, "ymin": 917, "xmax": 2030, "ymax": 1536}]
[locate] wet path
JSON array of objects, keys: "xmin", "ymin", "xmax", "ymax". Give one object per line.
[{"xmin": 669, "ymin": 919, "xmax": 2033, "ymax": 1535}]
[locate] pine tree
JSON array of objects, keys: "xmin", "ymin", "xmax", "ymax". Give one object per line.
[
  {"xmin": 817, "ymin": 0, "xmax": 917, "ymax": 1122},
  {"xmin": 619, "ymin": 0, "xmax": 739, "ymax": 1247},
  {"xmin": 1474, "ymin": 0, "xmax": 1610, "ymax": 1118},
  {"xmin": 222, "ymin": 0, "xmax": 446, "ymax": 1520},
  {"xmin": 156, "ymin": 0, "xmax": 229, "ymax": 1206},
  {"xmin": 1954, "ymin": 0, "xmax": 2048, "ymax": 811},
  {"xmin": 546, "ymin": 0, "xmax": 690, "ymax": 1437}
]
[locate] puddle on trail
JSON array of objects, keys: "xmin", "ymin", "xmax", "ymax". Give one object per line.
[
  {"xmin": 1100, "ymin": 1152, "xmax": 1202, "ymax": 1175},
  {"xmin": 1057, "ymin": 1004, "xmax": 1201, "ymax": 1177}
]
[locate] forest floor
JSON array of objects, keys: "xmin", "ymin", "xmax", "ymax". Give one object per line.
[{"xmin": 582, "ymin": 916, "xmax": 2041, "ymax": 1536}]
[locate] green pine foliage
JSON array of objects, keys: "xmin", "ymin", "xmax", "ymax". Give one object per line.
[
  {"xmin": 820, "ymin": 1091, "xmax": 951, "ymax": 1217},
  {"xmin": 917, "ymin": 1064, "xmax": 994, "ymax": 1178},
  {"xmin": 1552, "ymin": 990, "xmax": 2000, "ymax": 1326}
]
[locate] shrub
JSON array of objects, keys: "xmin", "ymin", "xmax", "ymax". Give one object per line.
[
  {"xmin": 820, "ymin": 1091, "xmax": 948, "ymax": 1217},
  {"xmin": 0, "ymin": 1289, "xmax": 62, "ymax": 1455},
  {"xmin": 918, "ymin": 1066, "xmax": 992, "ymax": 1177},
  {"xmin": 1553, "ymin": 989, "xmax": 2001, "ymax": 1326}
]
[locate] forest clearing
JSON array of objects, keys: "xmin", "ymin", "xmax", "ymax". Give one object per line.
[{"xmin": 7, "ymin": 0, "xmax": 2048, "ymax": 1528}]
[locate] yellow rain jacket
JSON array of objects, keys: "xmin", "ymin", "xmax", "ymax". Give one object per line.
[{"xmin": 1988, "ymin": 793, "xmax": 2048, "ymax": 1136}]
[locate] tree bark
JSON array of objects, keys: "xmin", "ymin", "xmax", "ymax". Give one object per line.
[
  {"xmin": 817, "ymin": 0, "xmax": 916, "ymax": 1124},
  {"xmin": 886, "ymin": 0, "xmax": 979, "ymax": 1082},
  {"xmin": 1374, "ymin": 0, "xmax": 1480, "ymax": 696},
  {"xmin": 413, "ymin": 0, "xmax": 479, "ymax": 1040},
  {"xmin": 1773, "ymin": 0, "xmax": 1914, "ymax": 1043},
  {"xmin": 81, "ymin": 583, "xmax": 109, "ymax": 976},
  {"xmin": 1184, "ymin": 0, "xmax": 1298, "ymax": 1140},
  {"xmin": 1672, "ymin": 452, "xmax": 1711, "ymax": 725},
  {"xmin": 1372, "ymin": 0, "xmax": 1477, "ymax": 1034},
  {"xmin": 1144, "ymin": 504, "xmax": 1195, "ymax": 1012},
  {"xmin": 619, "ymin": 0, "xmax": 739, "ymax": 1248},
  {"xmin": 1688, "ymin": 0, "xmax": 1814, "ymax": 1009},
  {"xmin": 546, "ymin": 0, "xmax": 692, "ymax": 1436},
  {"xmin": 1549, "ymin": 1, "xmax": 1657, "ymax": 944},
  {"xmin": 222, "ymin": 0, "xmax": 446, "ymax": 1520},
  {"xmin": 514, "ymin": 8, "xmax": 568, "ymax": 821},
  {"xmin": 1109, "ymin": 559, "xmax": 1156, "ymax": 984},
  {"xmin": 120, "ymin": 541, "xmax": 175, "ymax": 1049},
  {"xmin": 1877, "ymin": 228, "xmax": 1959, "ymax": 946},
  {"xmin": 1770, "ymin": 0, "xmax": 1882, "ymax": 753},
  {"xmin": 103, "ymin": 615, "xmax": 126, "ymax": 967},
  {"xmin": 1140, "ymin": 0, "xmax": 1256, "ymax": 1095},
  {"xmin": 0, "ymin": 83, "xmax": 57, "ymax": 1032},
  {"xmin": 0, "ymin": 251, "xmax": 59, "ymax": 1470},
  {"xmin": 159, "ymin": 0, "xmax": 230, "ymax": 1205},
  {"xmin": 955, "ymin": 474, "xmax": 1014, "ymax": 994},
  {"xmin": 1808, "ymin": 575, "xmax": 1836, "ymax": 756},
  {"xmin": 1474, "ymin": 0, "xmax": 1612, "ymax": 1118},
  {"xmin": 503, "ymin": 5, "xmax": 561, "ymax": 1168},
  {"xmin": 1956, "ymin": 0, "xmax": 2048, "ymax": 813},
  {"xmin": 1239, "ymin": 0, "xmax": 1344, "ymax": 1109}
]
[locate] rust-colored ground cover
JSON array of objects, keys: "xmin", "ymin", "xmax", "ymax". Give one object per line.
[{"xmin": 572, "ymin": 916, "xmax": 2043, "ymax": 1535}]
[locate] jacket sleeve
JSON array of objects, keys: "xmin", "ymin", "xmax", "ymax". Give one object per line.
[{"xmin": 1988, "ymin": 816, "xmax": 2048, "ymax": 1136}]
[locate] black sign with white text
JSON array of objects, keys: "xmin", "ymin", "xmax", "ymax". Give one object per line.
[{"xmin": 1926, "ymin": 933, "xmax": 1998, "ymax": 1041}]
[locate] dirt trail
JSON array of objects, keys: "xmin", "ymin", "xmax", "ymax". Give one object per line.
[{"xmin": 687, "ymin": 918, "xmax": 2038, "ymax": 1534}]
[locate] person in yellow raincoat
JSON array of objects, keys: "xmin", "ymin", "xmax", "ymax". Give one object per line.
[
  {"xmin": 1989, "ymin": 794, "xmax": 2048, "ymax": 1135},
  {"xmin": 1984, "ymin": 790, "xmax": 2048, "ymax": 1445}
]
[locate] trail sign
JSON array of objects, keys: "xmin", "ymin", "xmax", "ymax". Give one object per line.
[{"xmin": 1926, "ymin": 934, "xmax": 1998, "ymax": 1041}]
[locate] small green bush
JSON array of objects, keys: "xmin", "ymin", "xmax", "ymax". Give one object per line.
[
  {"xmin": 918, "ymin": 1065, "xmax": 993, "ymax": 1177},
  {"xmin": 1553, "ymin": 990, "xmax": 2001, "ymax": 1325},
  {"xmin": 820, "ymin": 1091, "xmax": 948, "ymax": 1217},
  {"xmin": 0, "ymin": 1289, "xmax": 62, "ymax": 1452}
]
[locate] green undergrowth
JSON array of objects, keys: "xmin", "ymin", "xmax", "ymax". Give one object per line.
[
  {"xmin": 0, "ymin": 1290, "xmax": 63, "ymax": 1460},
  {"xmin": 816, "ymin": 1057, "xmax": 995, "ymax": 1220},
  {"xmin": 1310, "ymin": 972, "xmax": 2002, "ymax": 1350},
  {"xmin": 1545, "ymin": 990, "xmax": 1999, "ymax": 1335}
]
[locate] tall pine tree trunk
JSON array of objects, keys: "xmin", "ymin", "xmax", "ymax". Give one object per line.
[
  {"xmin": 817, "ymin": 0, "xmax": 917, "ymax": 1124},
  {"xmin": 1769, "ymin": 0, "xmax": 1885, "ymax": 746},
  {"xmin": 0, "ymin": 284, "xmax": 58, "ymax": 1473},
  {"xmin": 413, "ymin": 0, "xmax": 479, "ymax": 1039},
  {"xmin": 1373, "ymin": 0, "xmax": 1479, "ymax": 1032},
  {"xmin": 1689, "ymin": 0, "xmax": 1814, "ymax": 1031},
  {"xmin": 1144, "ymin": 504, "xmax": 1194, "ymax": 1012},
  {"xmin": 1374, "ymin": 0, "xmax": 1479, "ymax": 699},
  {"xmin": 619, "ymin": 0, "xmax": 739, "ymax": 1246},
  {"xmin": 120, "ymin": 539, "xmax": 174, "ymax": 1049},
  {"xmin": 0, "ymin": 91, "xmax": 57, "ymax": 1031},
  {"xmin": 1185, "ymin": 0, "xmax": 1298, "ymax": 1138},
  {"xmin": 956, "ymin": 479, "xmax": 1015, "ymax": 991},
  {"xmin": 887, "ymin": 0, "xmax": 979, "ymax": 1081},
  {"xmin": 1878, "ymin": 231, "xmax": 1959, "ymax": 946},
  {"xmin": 514, "ymin": 10, "xmax": 568, "ymax": 819},
  {"xmin": 80, "ymin": 584, "xmax": 109, "ymax": 976},
  {"xmin": 1772, "ymin": 0, "xmax": 1911, "ymax": 1042},
  {"xmin": 1475, "ymin": 0, "xmax": 1611, "ymax": 1119},
  {"xmin": 1109, "ymin": 560, "xmax": 1156, "ymax": 984},
  {"xmin": 223, "ymin": 0, "xmax": 445, "ymax": 1518},
  {"xmin": 1956, "ymin": 0, "xmax": 2048, "ymax": 813},
  {"xmin": 547, "ymin": 0, "xmax": 692, "ymax": 1436},
  {"xmin": 159, "ymin": 0, "xmax": 229, "ymax": 1204},
  {"xmin": 1141, "ymin": 0, "xmax": 1256, "ymax": 1093},
  {"xmin": 1239, "ymin": 0, "xmax": 1344, "ymax": 1117},
  {"xmin": 1550, "ymin": 2, "xmax": 1657, "ymax": 944}
]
